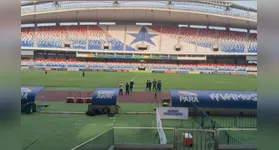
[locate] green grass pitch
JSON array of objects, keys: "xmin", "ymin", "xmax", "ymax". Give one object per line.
[
  {"xmin": 21, "ymin": 70, "xmax": 257, "ymax": 150},
  {"xmin": 21, "ymin": 70, "xmax": 256, "ymax": 91}
]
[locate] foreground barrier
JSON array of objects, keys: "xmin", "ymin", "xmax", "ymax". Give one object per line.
[{"xmin": 71, "ymin": 127, "xmax": 257, "ymax": 150}]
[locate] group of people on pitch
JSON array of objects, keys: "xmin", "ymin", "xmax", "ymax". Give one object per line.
[
  {"xmin": 146, "ymin": 79, "xmax": 162, "ymax": 92},
  {"xmin": 118, "ymin": 80, "xmax": 134, "ymax": 95}
]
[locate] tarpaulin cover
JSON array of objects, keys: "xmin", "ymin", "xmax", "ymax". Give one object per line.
[
  {"xmin": 92, "ymin": 88, "xmax": 119, "ymax": 105},
  {"xmin": 170, "ymin": 89, "xmax": 257, "ymax": 109},
  {"xmin": 21, "ymin": 86, "xmax": 44, "ymax": 104}
]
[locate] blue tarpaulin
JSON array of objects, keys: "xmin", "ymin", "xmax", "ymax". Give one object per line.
[
  {"xmin": 92, "ymin": 88, "xmax": 119, "ymax": 106},
  {"xmin": 170, "ymin": 89, "xmax": 257, "ymax": 109},
  {"xmin": 21, "ymin": 86, "xmax": 44, "ymax": 105}
]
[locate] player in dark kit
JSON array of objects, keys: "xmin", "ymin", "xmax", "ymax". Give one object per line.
[
  {"xmin": 82, "ymin": 71, "xmax": 85, "ymax": 77},
  {"xmin": 148, "ymin": 80, "xmax": 152, "ymax": 92},
  {"xmin": 119, "ymin": 81, "xmax": 124, "ymax": 95},
  {"xmin": 157, "ymin": 80, "xmax": 161, "ymax": 92},
  {"xmin": 152, "ymin": 79, "xmax": 157, "ymax": 92},
  {"xmin": 146, "ymin": 80, "xmax": 149, "ymax": 91},
  {"xmin": 125, "ymin": 83, "xmax": 130, "ymax": 95},
  {"xmin": 130, "ymin": 80, "xmax": 134, "ymax": 92}
]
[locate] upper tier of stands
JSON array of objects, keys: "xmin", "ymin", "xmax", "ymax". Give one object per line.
[
  {"xmin": 21, "ymin": 59, "xmax": 257, "ymax": 72},
  {"xmin": 21, "ymin": 25, "xmax": 257, "ymax": 53}
]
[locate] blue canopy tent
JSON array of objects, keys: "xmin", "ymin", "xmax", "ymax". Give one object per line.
[
  {"xmin": 169, "ymin": 89, "xmax": 257, "ymax": 116},
  {"xmin": 21, "ymin": 86, "xmax": 44, "ymax": 114},
  {"xmin": 170, "ymin": 89, "xmax": 257, "ymax": 109},
  {"xmin": 87, "ymin": 88, "xmax": 120, "ymax": 116}
]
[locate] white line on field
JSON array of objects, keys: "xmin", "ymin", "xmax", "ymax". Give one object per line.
[{"xmin": 131, "ymin": 72, "xmax": 140, "ymax": 81}]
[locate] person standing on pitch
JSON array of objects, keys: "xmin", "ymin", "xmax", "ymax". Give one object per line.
[
  {"xmin": 148, "ymin": 80, "xmax": 152, "ymax": 92},
  {"xmin": 119, "ymin": 81, "xmax": 124, "ymax": 95},
  {"xmin": 152, "ymin": 79, "xmax": 157, "ymax": 92},
  {"xmin": 82, "ymin": 71, "xmax": 85, "ymax": 77},
  {"xmin": 125, "ymin": 83, "xmax": 130, "ymax": 95},
  {"xmin": 146, "ymin": 80, "xmax": 149, "ymax": 91},
  {"xmin": 130, "ymin": 80, "xmax": 134, "ymax": 92},
  {"xmin": 157, "ymin": 80, "xmax": 162, "ymax": 92},
  {"xmin": 45, "ymin": 70, "xmax": 47, "ymax": 74}
]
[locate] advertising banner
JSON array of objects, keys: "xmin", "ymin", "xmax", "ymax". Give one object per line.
[
  {"xmin": 104, "ymin": 69, "xmax": 116, "ymax": 72},
  {"xmin": 152, "ymin": 70, "xmax": 165, "ymax": 73},
  {"xmin": 156, "ymin": 108, "xmax": 167, "ymax": 144},
  {"xmin": 69, "ymin": 68, "xmax": 81, "ymax": 71},
  {"xmin": 176, "ymin": 71, "xmax": 189, "ymax": 74},
  {"xmin": 157, "ymin": 107, "xmax": 189, "ymax": 120},
  {"xmin": 79, "ymin": 68, "xmax": 92, "ymax": 72},
  {"xmin": 92, "ymin": 88, "xmax": 119, "ymax": 105},
  {"xmin": 165, "ymin": 71, "xmax": 176, "ymax": 74},
  {"xmin": 170, "ymin": 89, "xmax": 257, "ymax": 109},
  {"xmin": 56, "ymin": 68, "xmax": 67, "ymax": 71},
  {"xmin": 21, "ymin": 86, "xmax": 44, "ymax": 104},
  {"xmin": 188, "ymin": 71, "xmax": 200, "ymax": 74}
]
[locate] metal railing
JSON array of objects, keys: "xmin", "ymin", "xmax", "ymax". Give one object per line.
[
  {"xmin": 216, "ymin": 128, "xmax": 257, "ymax": 145},
  {"xmin": 191, "ymin": 103, "xmax": 257, "ymax": 129},
  {"xmin": 175, "ymin": 128, "xmax": 217, "ymax": 150},
  {"xmin": 70, "ymin": 127, "xmax": 257, "ymax": 150},
  {"xmin": 71, "ymin": 128, "xmax": 114, "ymax": 150},
  {"xmin": 71, "ymin": 127, "xmax": 218, "ymax": 150}
]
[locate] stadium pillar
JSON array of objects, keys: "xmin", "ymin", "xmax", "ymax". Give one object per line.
[
  {"xmin": 33, "ymin": 1, "xmax": 36, "ymax": 12},
  {"xmin": 226, "ymin": 26, "xmax": 229, "ymax": 31}
]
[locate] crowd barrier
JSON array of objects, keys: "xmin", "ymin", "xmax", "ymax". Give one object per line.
[{"xmin": 71, "ymin": 127, "xmax": 256, "ymax": 150}]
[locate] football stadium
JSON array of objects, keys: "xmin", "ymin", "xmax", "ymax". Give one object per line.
[{"xmin": 21, "ymin": 1, "xmax": 257, "ymax": 150}]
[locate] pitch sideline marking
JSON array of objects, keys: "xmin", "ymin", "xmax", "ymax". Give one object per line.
[{"xmin": 131, "ymin": 72, "xmax": 140, "ymax": 81}]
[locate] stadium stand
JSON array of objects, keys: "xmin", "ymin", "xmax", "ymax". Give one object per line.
[
  {"xmin": 145, "ymin": 63, "xmax": 177, "ymax": 70},
  {"xmin": 248, "ymin": 33, "xmax": 257, "ymax": 53},
  {"xmin": 218, "ymin": 31, "xmax": 246, "ymax": 53},
  {"xmin": 33, "ymin": 58, "xmax": 45, "ymax": 66},
  {"xmin": 68, "ymin": 26, "xmax": 87, "ymax": 50},
  {"xmin": 87, "ymin": 62, "xmax": 107, "ymax": 69},
  {"xmin": 24, "ymin": 58, "xmax": 256, "ymax": 72},
  {"xmin": 197, "ymin": 63, "xmax": 215, "ymax": 71},
  {"xmin": 236, "ymin": 65, "xmax": 247, "ymax": 71},
  {"xmin": 21, "ymin": 25, "xmax": 257, "ymax": 53},
  {"xmin": 37, "ymin": 26, "xmax": 67, "ymax": 48},
  {"xmin": 45, "ymin": 58, "xmax": 66, "ymax": 67},
  {"xmin": 216, "ymin": 64, "xmax": 235, "ymax": 71},
  {"xmin": 246, "ymin": 65, "xmax": 257, "ymax": 71},
  {"xmin": 21, "ymin": 58, "xmax": 34, "ymax": 66},
  {"xmin": 178, "ymin": 64, "xmax": 196, "ymax": 71},
  {"xmin": 88, "ymin": 25, "xmax": 106, "ymax": 50},
  {"xmin": 196, "ymin": 29, "xmax": 217, "ymax": 48},
  {"xmin": 21, "ymin": 27, "xmax": 35, "ymax": 47},
  {"xmin": 180, "ymin": 27, "xmax": 197, "ymax": 46},
  {"xmin": 107, "ymin": 62, "xmax": 139, "ymax": 69},
  {"xmin": 67, "ymin": 59, "xmax": 86, "ymax": 67}
]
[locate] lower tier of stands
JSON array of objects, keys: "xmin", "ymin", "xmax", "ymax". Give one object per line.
[{"xmin": 21, "ymin": 59, "xmax": 257, "ymax": 72}]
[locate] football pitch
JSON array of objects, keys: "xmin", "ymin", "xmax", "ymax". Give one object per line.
[
  {"xmin": 21, "ymin": 102, "xmax": 256, "ymax": 150},
  {"xmin": 21, "ymin": 70, "xmax": 257, "ymax": 91},
  {"xmin": 21, "ymin": 70, "xmax": 257, "ymax": 150}
]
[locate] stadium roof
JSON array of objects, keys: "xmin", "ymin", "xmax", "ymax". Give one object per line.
[
  {"xmin": 21, "ymin": 0, "xmax": 257, "ymax": 12},
  {"xmin": 21, "ymin": 1, "xmax": 256, "ymax": 30}
]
